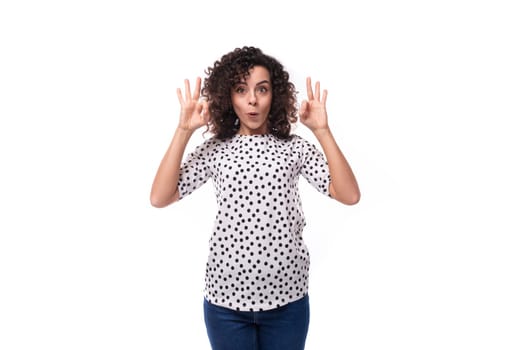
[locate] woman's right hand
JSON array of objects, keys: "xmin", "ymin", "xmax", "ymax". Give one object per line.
[{"xmin": 176, "ymin": 77, "xmax": 210, "ymax": 132}]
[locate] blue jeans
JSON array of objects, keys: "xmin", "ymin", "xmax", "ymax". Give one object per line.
[{"xmin": 203, "ymin": 295, "xmax": 310, "ymax": 350}]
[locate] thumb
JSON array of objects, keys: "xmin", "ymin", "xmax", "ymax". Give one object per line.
[
  {"xmin": 195, "ymin": 102, "xmax": 204, "ymax": 115},
  {"xmin": 299, "ymin": 100, "xmax": 308, "ymax": 119},
  {"xmin": 202, "ymin": 101, "xmax": 210, "ymax": 123}
]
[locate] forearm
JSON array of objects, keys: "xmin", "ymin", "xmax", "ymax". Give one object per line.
[
  {"xmin": 150, "ymin": 127, "xmax": 194, "ymax": 207},
  {"xmin": 313, "ymin": 128, "xmax": 360, "ymax": 205}
]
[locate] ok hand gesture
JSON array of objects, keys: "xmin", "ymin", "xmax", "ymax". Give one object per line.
[
  {"xmin": 299, "ymin": 77, "xmax": 329, "ymax": 133},
  {"xmin": 176, "ymin": 77, "xmax": 210, "ymax": 132}
]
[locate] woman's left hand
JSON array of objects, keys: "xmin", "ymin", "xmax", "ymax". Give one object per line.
[{"xmin": 299, "ymin": 77, "xmax": 329, "ymax": 132}]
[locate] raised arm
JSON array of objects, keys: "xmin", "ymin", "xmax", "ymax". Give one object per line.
[
  {"xmin": 299, "ymin": 77, "xmax": 360, "ymax": 205},
  {"xmin": 150, "ymin": 78, "xmax": 209, "ymax": 208}
]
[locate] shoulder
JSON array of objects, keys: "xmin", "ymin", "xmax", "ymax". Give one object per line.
[
  {"xmin": 201, "ymin": 136, "xmax": 222, "ymax": 148},
  {"xmin": 271, "ymin": 134, "xmax": 312, "ymax": 159},
  {"xmin": 287, "ymin": 133, "xmax": 315, "ymax": 149},
  {"xmin": 188, "ymin": 135, "xmax": 226, "ymax": 157},
  {"xmin": 289, "ymin": 133, "xmax": 318, "ymax": 144},
  {"xmin": 276, "ymin": 133, "xmax": 303, "ymax": 145}
]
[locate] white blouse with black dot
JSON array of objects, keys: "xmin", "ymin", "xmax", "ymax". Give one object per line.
[{"xmin": 177, "ymin": 133, "xmax": 331, "ymax": 311}]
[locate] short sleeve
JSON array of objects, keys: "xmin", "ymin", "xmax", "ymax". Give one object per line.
[
  {"xmin": 297, "ymin": 136, "xmax": 332, "ymax": 197},
  {"xmin": 177, "ymin": 138, "xmax": 216, "ymax": 200}
]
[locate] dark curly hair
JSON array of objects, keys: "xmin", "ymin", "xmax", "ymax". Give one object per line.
[{"xmin": 202, "ymin": 46, "xmax": 298, "ymax": 140}]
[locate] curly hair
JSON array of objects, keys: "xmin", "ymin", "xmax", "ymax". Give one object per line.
[{"xmin": 202, "ymin": 46, "xmax": 298, "ymax": 140}]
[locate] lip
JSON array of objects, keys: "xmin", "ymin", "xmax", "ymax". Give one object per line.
[{"xmin": 247, "ymin": 112, "xmax": 259, "ymax": 118}]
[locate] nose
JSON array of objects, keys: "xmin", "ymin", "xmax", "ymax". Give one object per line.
[{"xmin": 248, "ymin": 91, "xmax": 257, "ymax": 106}]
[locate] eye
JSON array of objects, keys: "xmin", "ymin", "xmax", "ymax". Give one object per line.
[
  {"xmin": 257, "ymin": 86, "xmax": 269, "ymax": 93},
  {"xmin": 234, "ymin": 86, "xmax": 246, "ymax": 94}
]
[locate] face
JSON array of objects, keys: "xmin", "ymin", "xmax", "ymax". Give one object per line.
[{"xmin": 231, "ymin": 65, "xmax": 272, "ymax": 135}]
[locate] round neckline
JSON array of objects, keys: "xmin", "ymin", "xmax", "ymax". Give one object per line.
[{"xmin": 234, "ymin": 133, "xmax": 271, "ymax": 138}]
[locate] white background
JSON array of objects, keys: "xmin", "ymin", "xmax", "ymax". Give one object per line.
[{"xmin": 1, "ymin": 0, "xmax": 524, "ymax": 349}]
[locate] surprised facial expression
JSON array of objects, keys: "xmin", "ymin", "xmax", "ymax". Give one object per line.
[{"xmin": 231, "ymin": 66, "xmax": 272, "ymax": 135}]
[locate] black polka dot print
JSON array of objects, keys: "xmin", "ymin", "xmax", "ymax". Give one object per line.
[{"xmin": 177, "ymin": 134, "xmax": 331, "ymax": 311}]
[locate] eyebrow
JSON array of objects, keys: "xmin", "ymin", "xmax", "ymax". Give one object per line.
[{"xmin": 235, "ymin": 80, "xmax": 271, "ymax": 86}]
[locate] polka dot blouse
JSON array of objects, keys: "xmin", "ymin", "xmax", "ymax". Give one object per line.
[{"xmin": 177, "ymin": 133, "xmax": 331, "ymax": 311}]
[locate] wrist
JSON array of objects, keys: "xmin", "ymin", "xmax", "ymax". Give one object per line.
[
  {"xmin": 312, "ymin": 127, "xmax": 331, "ymax": 138},
  {"xmin": 175, "ymin": 126, "xmax": 195, "ymax": 138}
]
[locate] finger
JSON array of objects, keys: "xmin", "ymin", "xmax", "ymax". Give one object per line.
[
  {"xmin": 315, "ymin": 81, "xmax": 320, "ymax": 100},
  {"xmin": 306, "ymin": 77, "xmax": 314, "ymax": 100},
  {"xmin": 322, "ymin": 89, "xmax": 328, "ymax": 104},
  {"xmin": 184, "ymin": 79, "xmax": 191, "ymax": 100},
  {"xmin": 192, "ymin": 77, "xmax": 201, "ymax": 100},
  {"xmin": 201, "ymin": 100, "xmax": 209, "ymax": 114},
  {"xmin": 196, "ymin": 102, "xmax": 203, "ymax": 115},
  {"xmin": 176, "ymin": 88, "xmax": 183, "ymax": 104},
  {"xmin": 299, "ymin": 100, "xmax": 308, "ymax": 118},
  {"xmin": 202, "ymin": 101, "xmax": 210, "ymax": 123}
]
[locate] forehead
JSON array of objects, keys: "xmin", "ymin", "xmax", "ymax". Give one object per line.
[{"xmin": 237, "ymin": 65, "xmax": 271, "ymax": 84}]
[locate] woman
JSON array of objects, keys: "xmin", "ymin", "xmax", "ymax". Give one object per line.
[{"xmin": 150, "ymin": 46, "xmax": 360, "ymax": 350}]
